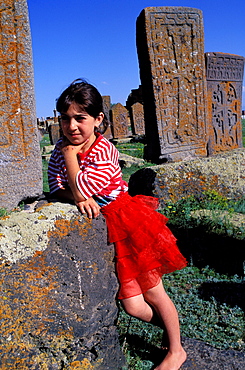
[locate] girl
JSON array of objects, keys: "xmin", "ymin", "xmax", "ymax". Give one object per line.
[{"xmin": 48, "ymin": 79, "xmax": 187, "ymax": 370}]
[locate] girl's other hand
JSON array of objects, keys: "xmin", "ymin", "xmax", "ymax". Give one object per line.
[{"xmin": 75, "ymin": 198, "xmax": 101, "ymax": 219}]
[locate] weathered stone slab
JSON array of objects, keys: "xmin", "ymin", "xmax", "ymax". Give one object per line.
[
  {"xmin": 126, "ymin": 86, "xmax": 144, "ymax": 136},
  {"xmin": 48, "ymin": 123, "xmax": 62, "ymax": 145},
  {"xmin": 136, "ymin": 7, "xmax": 207, "ymax": 163},
  {"xmin": 151, "ymin": 148, "xmax": 245, "ymax": 204},
  {"xmin": 181, "ymin": 336, "xmax": 245, "ymax": 370},
  {"xmin": 0, "ymin": 202, "xmax": 125, "ymax": 369},
  {"xmin": 0, "ymin": 0, "xmax": 43, "ymax": 210},
  {"xmin": 205, "ymin": 52, "xmax": 244, "ymax": 155},
  {"xmin": 110, "ymin": 103, "xmax": 129, "ymax": 139},
  {"xmin": 126, "ymin": 86, "xmax": 143, "ymax": 107},
  {"xmin": 131, "ymin": 102, "xmax": 145, "ymax": 135},
  {"xmin": 102, "ymin": 95, "xmax": 113, "ymax": 139}
]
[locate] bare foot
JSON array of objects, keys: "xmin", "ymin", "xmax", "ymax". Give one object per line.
[{"xmin": 155, "ymin": 347, "xmax": 187, "ymax": 370}]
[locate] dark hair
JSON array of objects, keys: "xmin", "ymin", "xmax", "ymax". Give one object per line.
[{"xmin": 56, "ymin": 78, "xmax": 110, "ymax": 133}]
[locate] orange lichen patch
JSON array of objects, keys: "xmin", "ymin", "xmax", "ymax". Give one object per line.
[
  {"xmin": 77, "ymin": 218, "xmax": 92, "ymax": 238},
  {"xmin": 0, "ymin": 215, "xmax": 10, "ymax": 221},
  {"xmin": 158, "ymin": 169, "xmax": 229, "ymax": 204},
  {"xmin": 69, "ymin": 358, "xmax": 103, "ymax": 369},
  {"xmin": 35, "ymin": 202, "xmax": 54, "ymax": 213},
  {"xmin": 48, "ymin": 218, "xmax": 73, "ymax": 238},
  {"xmin": 48, "ymin": 217, "xmax": 92, "ymax": 241},
  {"xmin": 0, "ymin": 250, "xmax": 78, "ymax": 366}
]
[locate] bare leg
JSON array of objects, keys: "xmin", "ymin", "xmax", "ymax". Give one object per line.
[
  {"xmin": 122, "ymin": 280, "xmax": 186, "ymax": 370},
  {"xmin": 121, "ymin": 293, "xmax": 155, "ymax": 323},
  {"xmin": 122, "ymin": 295, "xmax": 168, "ymax": 348},
  {"xmin": 144, "ymin": 280, "xmax": 186, "ymax": 370}
]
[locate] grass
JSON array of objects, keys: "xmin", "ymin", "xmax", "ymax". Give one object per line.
[
  {"xmin": 118, "ymin": 266, "xmax": 244, "ymax": 369},
  {"xmin": 162, "ymin": 190, "xmax": 245, "ymax": 239},
  {"xmin": 116, "ymin": 141, "xmax": 145, "ymax": 159},
  {"xmin": 40, "ymin": 134, "xmax": 52, "ymax": 192},
  {"xmin": 39, "ymin": 129, "xmax": 245, "ymax": 368},
  {"xmin": 0, "ymin": 208, "xmax": 10, "ymax": 218}
]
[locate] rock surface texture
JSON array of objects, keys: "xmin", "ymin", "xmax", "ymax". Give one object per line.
[
  {"xmin": 153, "ymin": 148, "xmax": 245, "ymax": 205},
  {"xmin": 0, "ymin": 0, "xmax": 43, "ymax": 210},
  {"xmin": 181, "ymin": 337, "xmax": 245, "ymax": 370},
  {"xmin": 0, "ymin": 202, "xmax": 125, "ymax": 369}
]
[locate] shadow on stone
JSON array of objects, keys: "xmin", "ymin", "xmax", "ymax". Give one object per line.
[
  {"xmin": 171, "ymin": 226, "xmax": 245, "ymax": 276},
  {"xmin": 128, "ymin": 168, "xmax": 157, "ymax": 197},
  {"xmin": 122, "ymin": 333, "xmax": 166, "ymax": 368}
]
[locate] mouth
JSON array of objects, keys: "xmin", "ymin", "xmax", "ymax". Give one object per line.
[{"xmin": 68, "ymin": 133, "xmax": 81, "ymax": 137}]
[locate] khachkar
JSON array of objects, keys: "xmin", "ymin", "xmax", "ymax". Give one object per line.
[
  {"xmin": 205, "ymin": 52, "xmax": 244, "ymax": 155},
  {"xmin": 136, "ymin": 7, "xmax": 207, "ymax": 163},
  {"xmin": 0, "ymin": 0, "xmax": 43, "ymax": 209}
]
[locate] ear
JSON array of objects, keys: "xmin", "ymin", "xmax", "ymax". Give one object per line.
[{"xmin": 95, "ymin": 112, "xmax": 104, "ymax": 127}]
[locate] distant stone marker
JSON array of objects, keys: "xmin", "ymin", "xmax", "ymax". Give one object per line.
[
  {"xmin": 102, "ymin": 95, "xmax": 113, "ymax": 139},
  {"xmin": 110, "ymin": 103, "xmax": 129, "ymax": 139},
  {"xmin": 205, "ymin": 52, "xmax": 244, "ymax": 155},
  {"xmin": 48, "ymin": 123, "xmax": 62, "ymax": 145},
  {"xmin": 136, "ymin": 7, "xmax": 207, "ymax": 163},
  {"xmin": 0, "ymin": 0, "xmax": 43, "ymax": 210},
  {"xmin": 131, "ymin": 102, "xmax": 145, "ymax": 135}
]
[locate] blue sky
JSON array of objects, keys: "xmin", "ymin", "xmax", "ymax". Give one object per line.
[{"xmin": 27, "ymin": 0, "xmax": 245, "ymax": 118}]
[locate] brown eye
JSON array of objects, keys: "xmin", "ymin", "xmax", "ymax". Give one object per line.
[
  {"xmin": 60, "ymin": 115, "xmax": 69, "ymax": 122},
  {"xmin": 75, "ymin": 116, "xmax": 86, "ymax": 122}
]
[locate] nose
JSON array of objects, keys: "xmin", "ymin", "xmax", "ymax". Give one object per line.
[{"xmin": 68, "ymin": 117, "xmax": 77, "ymax": 130}]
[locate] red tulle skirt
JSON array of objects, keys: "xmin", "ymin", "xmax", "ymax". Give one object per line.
[{"xmin": 101, "ymin": 192, "xmax": 187, "ymax": 299}]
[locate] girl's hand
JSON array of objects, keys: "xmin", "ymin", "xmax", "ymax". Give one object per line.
[
  {"xmin": 75, "ymin": 198, "xmax": 101, "ymax": 219},
  {"xmin": 59, "ymin": 137, "xmax": 89, "ymax": 156}
]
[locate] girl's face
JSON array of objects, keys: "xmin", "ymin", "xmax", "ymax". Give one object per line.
[{"xmin": 60, "ymin": 103, "xmax": 103, "ymax": 150}]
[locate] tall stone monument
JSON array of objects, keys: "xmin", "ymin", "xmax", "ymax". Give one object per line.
[
  {"xmin": 136, "ymin": 7, "xmax": 207, "ymax": 163},
  {"xmin": 0, "ymin": 0, "xmax": 43, "ymax": 210},
  {"xmin": 205, "ymin": 52, "xmax": 244, "ymax": 155}
]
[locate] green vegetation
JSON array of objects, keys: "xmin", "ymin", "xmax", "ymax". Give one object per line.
[
  {"xmin": 114, "ymin": 136, "xmax": 245, "ymax": 367},
  {"xmin": 0, "ymin": 208, "xmax": 9, "ymax": 218},
  {"xmin": 115, "ymin": 141, "xmax": 144, "ymax": 159},
  {"xmin": 40, "ymin": 134, "xmax": 52, "ymax": 192},
  {"xmin": 118, "ymin": 266, "xmax": 244, "ymax": 369},
  {"xmin": 162, "ymin": 190, "xmax": 245, "ymax": 239},
  {"xmin": 42, "ymin": 159, "xmax": 49, "ymax": 193},
  {"xmin": 40, "ymin": 133, "xmax": 52, "ymax": 149},
  {"xmin": 39, "ymin": 131, "xmax": 245, "ymax": 369},
  {"xmin": 115, "ymin": 141, "xmax": 154, "ymax": 182}
]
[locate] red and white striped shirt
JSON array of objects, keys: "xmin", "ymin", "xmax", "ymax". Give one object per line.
[{"xmin": 48, "ymin": 133, "xmax": 128, "ymax": 206}]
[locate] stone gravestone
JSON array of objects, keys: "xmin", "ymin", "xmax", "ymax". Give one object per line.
[
  {"xmin": 131, "ymin": 102, "xmax": 145, "ymax": 135},
  {"xmin": 48, "ymin": 122, "xmax": 62, "ymax": 145},
  {"xmin": 0, "ymin": 0, "xmax": 43, "ymax": 210},
  {"xmin": 205, "ymin": 52, "xmax": 244, "ymax": 155},
  {"xmin": 110, "ymin": 103, "xmax": 129, "ymax": 139},
  {"xmin": 102, "ymin": 95, "xmax": 113, "ymax": 139},
  {"xmin": 136, "ymin": 7, "xmax": 207, "ymax": 163}
]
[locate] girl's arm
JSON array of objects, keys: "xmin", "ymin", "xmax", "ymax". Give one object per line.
[
  {"xmin": 51, "ymin": 187, "xmax": 100, "ymax": 219},
  {"xmin": 61, "ymin": 140, "xmax": 100, "ymax": 218},
  {"xmin": 61, "ymin": 143, "xmax": 86, "ymax": 202}
]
